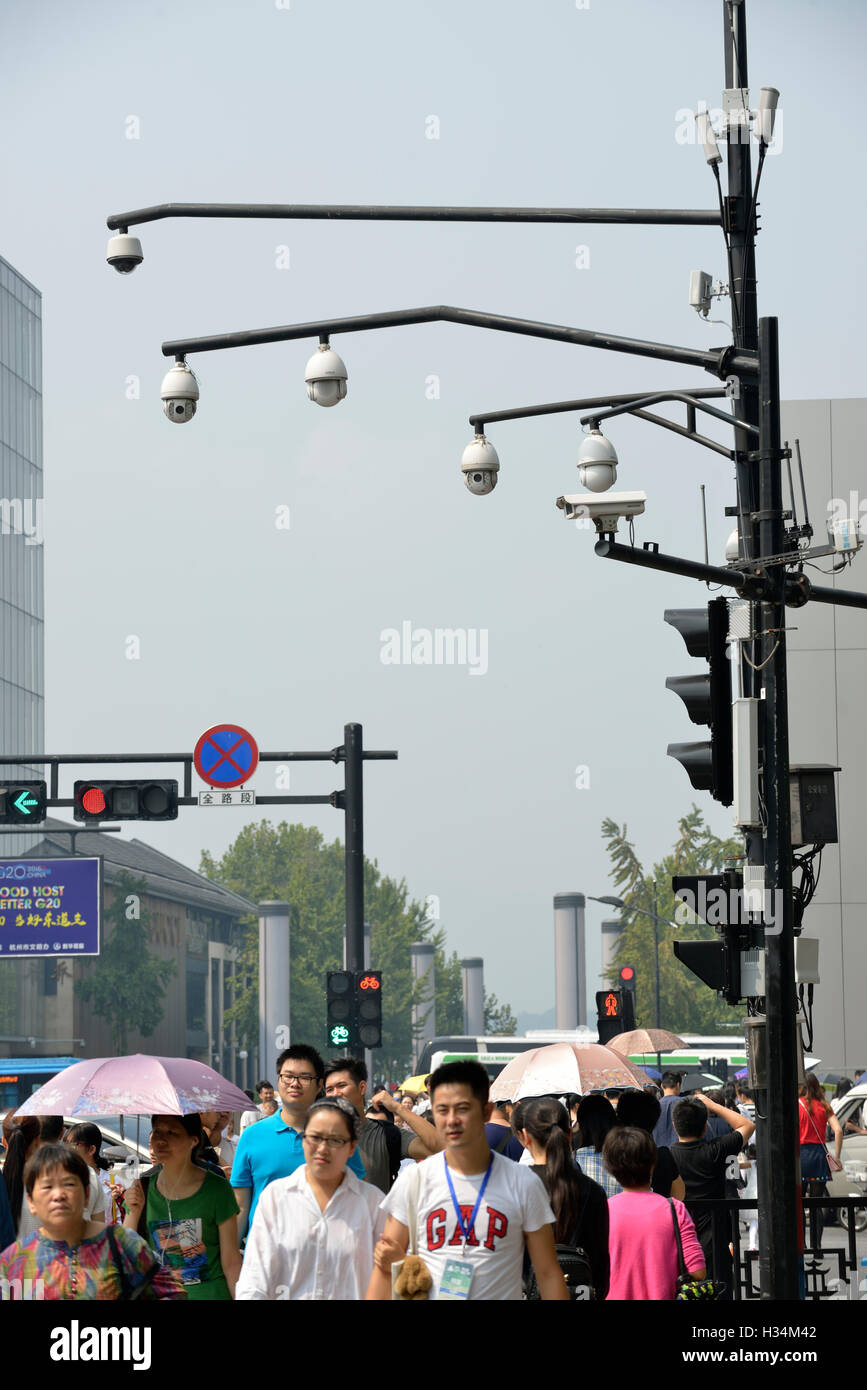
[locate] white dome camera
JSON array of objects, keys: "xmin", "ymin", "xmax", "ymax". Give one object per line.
[
  {"xmin": 725, "ymin": 527, "xmax": 740, "ymax": 562},
  {"xmin": 160, "ymin": 360, "xmax": 199, "ymax": 423},
  {"xmin": 461, "ymin": 434, "xmax": 500, "ymax": 496},
  {"xmin": 305, "ymin": 342, "xmax": 348, "ymax": 407},
  {"xmin": 106, "ymin": 233, "xmax": 144, "ymax": 274},
  {"xmin": 577, "ymin": 428, "xmax": 618, "ymax": 492}
]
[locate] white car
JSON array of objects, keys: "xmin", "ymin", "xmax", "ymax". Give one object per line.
[{"xmin": 827, "ymin": 1083, "xmax": 867, "ymax": 1231}]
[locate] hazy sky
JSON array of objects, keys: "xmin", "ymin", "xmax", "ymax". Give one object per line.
[{"xmin": 2, "ymin": 0, "xmax": 865, "ymax": 1019}]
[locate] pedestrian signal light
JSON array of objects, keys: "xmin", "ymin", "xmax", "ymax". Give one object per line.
[
  {"xmin": 73, "ymin": 780, "xmax": 178, "ymax": 822},
  {"xmin": 595, "ymin": 988, "xmax": 624, "ymax": 1044}
]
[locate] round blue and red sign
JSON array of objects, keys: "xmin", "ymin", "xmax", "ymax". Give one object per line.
[{"xmin": 194, "ymin": 724, "xmax": 259, "ymax": 789}]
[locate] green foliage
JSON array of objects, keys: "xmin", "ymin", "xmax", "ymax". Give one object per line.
[
  {"xmin": 484, "ymin": 993, "xmax": 518, "ymax": 1036},
  {"xmin": 202, "ymin": 822, "xmax": 515, "ymax": 1079},
  {"xmin": 600, "ymin": 808, "xmax": 746, "ymax": 1034},
  {"xmin": 75, "ymin": 872, "xmax": 175, "ymax": 1054}
]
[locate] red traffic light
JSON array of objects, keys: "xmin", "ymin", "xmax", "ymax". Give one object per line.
[
  {"xmin": 358, "ymin": 974, "xmax": 381, "ymax": 991},
  {"xmin": 619, "ymin": 966, "xmax": 635, "ymax": 982},
  {"xmin": 80, "ymin": 786, "xmax": 107, "ymax": 816}
]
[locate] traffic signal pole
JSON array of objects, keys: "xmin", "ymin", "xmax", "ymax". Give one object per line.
[
  {"xmin": 756, "ymin": 317, "xmax": 801, "ymax": 1299},
  {"xmin": 342, "ymin": 723, "xmax": 366, "ymax": 980}
]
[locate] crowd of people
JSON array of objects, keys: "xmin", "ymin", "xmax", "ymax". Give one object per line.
[{"xmin": 0, "ymin": 1049, "xmax": 846, "ymax": 1301}]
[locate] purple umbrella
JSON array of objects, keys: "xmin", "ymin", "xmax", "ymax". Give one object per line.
[{"xmin": 15, "ymin": 1054, "xmax": 254, "ymax": 1117}]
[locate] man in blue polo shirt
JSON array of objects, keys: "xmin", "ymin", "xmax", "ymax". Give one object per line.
[{"xmin": 231, "ymin": 1043, "xmax": 366, "ymax": 1241}]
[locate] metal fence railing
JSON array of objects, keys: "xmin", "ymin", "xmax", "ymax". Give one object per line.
[{"xmin": 684, "ymin": 1196, "xmax": 865, "ymax": 1301}]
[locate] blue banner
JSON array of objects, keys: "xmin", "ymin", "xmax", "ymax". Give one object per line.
[{"xmin": 0, "ymin": 858, "xmax": 102, "ymax": 958}]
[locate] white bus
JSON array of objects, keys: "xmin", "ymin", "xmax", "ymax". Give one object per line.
[{"xmin": 414, "ymin": 1031, "xmax": 762, "ymax": 1085}]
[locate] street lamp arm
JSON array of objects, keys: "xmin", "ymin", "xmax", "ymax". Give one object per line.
[
  {"xmin": 107, "ymin": 202, "xmax": 722, "ymax": 231},
  {"xmin": 468, "ymin": 386, "xmax": 728, "ymax": 432},
  {"xmin": 162, "ymin": 305, "xmax": 758, "ymax": 381}
]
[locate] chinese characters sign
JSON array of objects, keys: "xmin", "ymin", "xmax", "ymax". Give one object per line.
[
  {"xmin": 0, "ymin": 858, "xmax": 101, "ymax": 958},
  {"xmin": 197, "ymin": 790, "xmax": 257, "ymax": 807}
]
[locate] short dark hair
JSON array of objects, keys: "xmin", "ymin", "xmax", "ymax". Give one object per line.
[
  {"xmin": 736, "ymin": 1082, "xmax": 753, "ymax": 1099},
  {"xmin": 602, "ymin": 1126, "xmax": 657, "ymax": 1188},
  {"xmin": 615, "ymin": 1089, "xmax": 661, "ymax": 1133},
  {"xmin": 39, "ymin": 1116, "xmax": 64, "ymax": 1143},
  {"xmin": 24, "ymin": 1143, "xmax": 90, "ymax": 1197},
  {"xmin": 428, "ymin": 1060, "xmax": 489, "ymax": 1107},
  {"xmin": 661, "ymin": 1071, "xmax": 683, "ymax": 1090},
  {"xmin": 576, "ymin": 1094, "xmax": 617, "ymax": 1152},
  {"xmin": 276, "ymin": 1044, "xmax": 325, "ymax": 1081},
  {"xmin": 672, "ymin": 1097, "xmax": 708, "ymax": 1140},
  {"xmin": 323, "ymin": 1057, "xmax": 368, "ymax": 1086},
  {"xmin": 256, "ymin": 1079, "xmax": 274, "ymax": 1093}
]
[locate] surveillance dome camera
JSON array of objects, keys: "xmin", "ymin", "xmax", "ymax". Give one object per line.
[
  {"xmin": 106, "ymin": 233, "xmax": 144, "ymax": 274},
  {"xmin": 577, "ymin": 428, "xmax": 618, "ymax": 492},
  {"xmin": 725, "ymin": 527, "xmax": 740, "ymax": 562},
  {"xmin": 305, "ymin": 342, "xmax": 348, "ymax": 407},
  {"xmin": 160, "ymin": 360, "xmax": 199, "ymax": 423},
  {"xmin": 460, "ymin": 434, "xmax": 500, "ymax": 496}
]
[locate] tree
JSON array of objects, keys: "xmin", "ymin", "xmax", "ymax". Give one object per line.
[
  {"xmin": 75, "ymin": 872, "xmax": 176, "ymax": 1054},
  {"xmin": 202, "ymin": 822, "xmax": 516, "ymax": 1077},
  {"xmin": 600, "ymin": 808, "xmax": 745, "ymax": 1034},
  {"xmin": 484, "ymin": 993, "xmax": 518, "ymax": 1036}
]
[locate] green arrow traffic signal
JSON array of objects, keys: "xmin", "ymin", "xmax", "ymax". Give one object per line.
[{"xmin": 0, "ymin": 782, "xmax": 47, "ymax": 825}]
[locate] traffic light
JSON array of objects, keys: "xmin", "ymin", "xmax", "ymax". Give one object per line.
[
  {"xmin": 671, "ymin": 871, "xmax": 748, "ymax": 1005},
  {"xmin": 595, "ymin": 988, "xmax": 624, "ymax": 1045},
  {"xmin": 326, "ymin": 970, "xmax": 354, "ymax": 1049},
  {"xmin": 73, "ymin": 780, "xmax": 178, "ymax": 822},
  {"xmin": 355, "ymin": 970, "xmax": 383, "ymax": 1049},
  {"xmin": 0, "ymin": 781, "xmax": 47, "ymax": 824},
  {"xmin": 617, "ymin": 964, "xmax": 637, "ymax": 1029},
  {"xmin": 665, "ymin": 597, "xmax": 733, "ymax": 807}
]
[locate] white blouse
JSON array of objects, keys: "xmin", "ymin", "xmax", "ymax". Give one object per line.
[{"xmin": 236, "ymin": 1165, "xmax": 386, "ymax": 1301}]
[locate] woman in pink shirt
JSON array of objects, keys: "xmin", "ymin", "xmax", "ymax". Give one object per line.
[{"xmin": 602, "ymin": 1126, "xmax": 705, "ymax": 1301}]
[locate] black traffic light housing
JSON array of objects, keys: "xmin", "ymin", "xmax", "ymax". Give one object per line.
[
  {"xmin": 326, "ymin": 969, "xmax": 383, "ymax": 1050},
  {"xmin": 665, "ymin": 597, "xmax": 733, "ymax": 807},
  {"xmin": 73, "ymin": 780, "xmax": 178, "ymax": 822},
  {"xmin": 671, "ymin": 871, "xmax": 749, "ymax": 1006},
  {"xmin": 596, "ymin": 988, "xmax": 625, "ymax": 1044},
  {"xmin": 326, "ymin": 970, "xmax": 355, "ymax": 1049},
  {"xmin": 0, "ymin": 781, "xmax": 47, "ymax": 825},
  {"xmin": 355, "ymin": 971, "xmax": 383, "ymax": 1049}
]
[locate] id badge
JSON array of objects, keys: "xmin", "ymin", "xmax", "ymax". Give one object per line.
[{"xmin": 437, "ymin": 1257, "xmax": 474, "ymax": 1301}]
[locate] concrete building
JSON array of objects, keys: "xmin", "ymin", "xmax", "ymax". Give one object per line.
[
  {"xmin": 780, "ymin": 398, "xmax": 867, "ymax": 1070},
  {"xmin": 0, "ymin": 820, "xmax": 258, "ymax": 1087},
  {"xmin": 0, "ymin": 254, "xmax": 44, "ymax": 851}
]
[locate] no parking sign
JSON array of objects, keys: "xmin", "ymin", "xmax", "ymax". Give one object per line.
[{"xmin": 193, "ymin": 724, "xmax": 259, "ymax": 789}]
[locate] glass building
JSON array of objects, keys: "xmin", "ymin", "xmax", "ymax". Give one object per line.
[{"xmin": 0, "ymin": 254, "xmax": 44, "ymax": 843}]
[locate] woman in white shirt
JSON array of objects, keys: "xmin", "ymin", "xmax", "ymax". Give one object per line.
[{"xmin": 235, "ymin": 1097, "xmax": 385, "ymax": 1301}]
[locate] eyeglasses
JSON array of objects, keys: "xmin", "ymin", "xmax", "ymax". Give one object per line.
[
  {"xmin": 302, "ymin": 1132, "xmax": 350, "ymax": 1150},
  {"xmin": 278, "ymin": 1072, "xmax": 317, "ymax": 1085}
]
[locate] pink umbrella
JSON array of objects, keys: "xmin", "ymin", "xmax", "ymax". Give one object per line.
[
  {"xmin": 489, "ymin": 1042, "xmax": 650, "ymax": 1104},
  {"xmin": 15, "ymin": 1054, "xmax": 254, "ymax": 1118}
]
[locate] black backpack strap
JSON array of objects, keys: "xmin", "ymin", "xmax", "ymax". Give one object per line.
[{"xmin": 493, "ymin": 1129, "xmax": 512, "ymax": 1154}]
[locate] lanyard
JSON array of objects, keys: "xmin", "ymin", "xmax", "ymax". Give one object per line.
[{"xmin": 444, "ymin": 1153, "xmax": 494, "ymax": 1251}]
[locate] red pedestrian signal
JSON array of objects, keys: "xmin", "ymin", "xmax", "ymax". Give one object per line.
[
  {"xmin": 595, "ymin": 989, "xmax": 625, "ymax": 1044},
  {"xmin": 605, "ymin": 992, "xmax": 620, "ymax": 1018}
]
